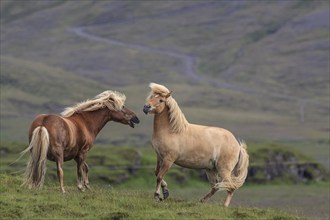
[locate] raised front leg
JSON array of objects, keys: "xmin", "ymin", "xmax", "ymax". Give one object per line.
[
  {"xmin": 161, "ymin": 180, "xmax": 169, "ymax": 199},
  {"xmin": 155, "ymin": 157, "xmax": 169, "ymax": 199},
  {"xmin": 155, "ymin": 155, "xmax": 170, "ymax": 199},
  {"xmin": 56, "ymin": 159, "xmax": 65, "ymax": 193},
  {"xmin": 154, "ymin": 159, "xmax": 173, "ymax": 201}
]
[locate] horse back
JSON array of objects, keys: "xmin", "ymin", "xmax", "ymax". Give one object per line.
[{"xmin": 29, "ymin": 114, "xmax": 75, "ymax": 150}]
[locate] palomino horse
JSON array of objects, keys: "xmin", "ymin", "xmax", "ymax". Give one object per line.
[
  {"xmin": 143, "ymin": 83, "xmax": 249, "ymax": 207},
  {"xmin": 21, "ymin": 90, "xmax": 139, "ymax": 193}
]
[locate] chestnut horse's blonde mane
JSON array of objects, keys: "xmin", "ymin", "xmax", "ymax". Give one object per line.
[
  {"xmin": 61, "ymin": 90, "xmax": 126, "ymax": 117},
  {"xmin": 148, "ymin": 83, "xmax": 188, "ymax": 133}
]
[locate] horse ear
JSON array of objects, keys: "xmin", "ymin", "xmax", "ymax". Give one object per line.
[{"xmin": 165, "ymin": 91, "xmax": 173, "ymax": 98}]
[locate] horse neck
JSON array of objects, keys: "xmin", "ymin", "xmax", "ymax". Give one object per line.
[
  {"xmin": 79, "ymin": 108, "xmax": 109, "ymax": 137},
  {"xmin": 153, "ymin": 106, "xmax": 171, "ymax": 134}
]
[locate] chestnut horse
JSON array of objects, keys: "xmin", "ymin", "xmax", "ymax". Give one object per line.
[
  {"xmin": 20, "ymin": 90, "xmax": 139, "ymax": 193},
  {"xmin": 143, "ymin": 83, "xmax": 249, "ymax": 207}
]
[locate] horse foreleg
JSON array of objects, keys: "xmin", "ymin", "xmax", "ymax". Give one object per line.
[
  {"xmin": 83, "ymin": 162, "xmax": 91, "ymax": 190},
  {"xmin": 155, "ymin": 158, "xmax": 169, "ymax": 199},
  {"xmin": 155, "ymin": 159, "xmax": 172, "ymax": 201},
  {"xmin": 154, "ymin": 158, "xmax": 160, "ymax": 176},
  {"xmin": 75, "ymin": 157, "xmax": 85, "ymax": 191},
  {"xmin": 161, "ymin": 180, "xmax": 169, "ymax": 199},
  {"xmin": 56, "ymin": 160, "xmax": 65, "ymax": 193}
]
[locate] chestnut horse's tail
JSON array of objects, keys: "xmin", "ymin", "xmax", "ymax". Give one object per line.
[
  {"xmin": 21, "ymin": 126, "xmax": 49, "ymax": 189},
  {"xmin": 231, "ymin": 141, "xmax": 249, "ymax": 189}
]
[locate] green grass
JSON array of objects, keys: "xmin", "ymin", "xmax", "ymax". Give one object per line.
[
  {"xmin": 0, "ymin": 174, "xmax": 305, "ymax": 220},
  {"xmin": 0, "ymin": 2, "xmax": 329, "ymax": 218},
  {"xmin": 1, "ymin": 141, "xmax": 329, "ymax": 219},
  {"xmin": 2, "ymin": 141, "xmax": 327, "ymax": 188}
]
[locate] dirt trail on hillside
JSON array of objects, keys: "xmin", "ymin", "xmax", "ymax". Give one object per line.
[
  {"xmin": 68, "ymin": 27, "xmax": 325, "ymax": 109},
  {"xmin": 68, "ymin": 28, "xmax": 270, "ymax": 93},
  {"xmin": 70, "ymin": 27, "xmax": 252, "ymax": 92},
  {"xmin": 69, "ymin": 27, "xmax": 205, "ymax": 82}
]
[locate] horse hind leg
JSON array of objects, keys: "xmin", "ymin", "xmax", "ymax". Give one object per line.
[
  {"xmin": 224, "ymin": 189, "xmax": 235, "ymax": 207},
  {"xmin": 56, "ymin": 159, "xmax": 65, "ymax": 193},
  {"xmin": 201, "ymin": 168, "xmax": 236, "ymax": 207},
  {"xmin": 200, "ymin": 169, "xmax": 219, "ymax": 202},
  {"xmin": 216, "ymin": 167, "xmax": 236, "ymax": 207}
]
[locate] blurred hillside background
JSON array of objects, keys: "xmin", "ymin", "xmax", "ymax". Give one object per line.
[
  {"xmin": 0, "ymin": 0, "xmax": 329, "ymax": 218},
  {"xmin": 1, "ymin": 0, "xmax": 329, "ymax": 163}
]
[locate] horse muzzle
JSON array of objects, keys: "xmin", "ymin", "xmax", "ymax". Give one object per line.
[
  {"xmin": 143, "ymin": 105, "xmax": 151, "ymax": 114},
  {"xmin": 129, "ymin": 116, "xmax": 140, "ymax": 128}
]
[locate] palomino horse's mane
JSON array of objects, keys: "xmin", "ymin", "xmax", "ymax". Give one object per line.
[
  {"xmin": 148, "ymin": 83, "xmax": 188, "ymax": 133},
  {"xmin": 61, "ymin": 90, "xmax": 126, "ymax": 117}
]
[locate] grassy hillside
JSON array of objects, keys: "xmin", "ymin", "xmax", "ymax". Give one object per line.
[
  {"xmin": 0, "ymin": 0, "xmax": 328, "ymax": 174},
  {"xmin": 1, "ymin": 141, "xmax": 328, "ymax": 219},
  {"xmin": 1, "ymin": 1, "xmax": 329, "ymax": 219},
  {"xmin": 0, "ymin": 174, "xmax": 312, "ymax": 220},
  {"xmin": 1, "ymin": 1, "xmax": 328, "ymax": 145}
]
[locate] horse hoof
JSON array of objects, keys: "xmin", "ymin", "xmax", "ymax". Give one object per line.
[
  {"xmin": 154, "ymin": 197, "xmax": 162, "ymax": 202},
  {"xmin": 163, "ymin": 189, "xmax": 169, "ymax": 200},
  {"xmin": 154, "ymin": 193, "xmax": 162, "ymax": 202},
  {"xmin": 78, "ymin": 187, "xmax": 85, "ymax": 192}
]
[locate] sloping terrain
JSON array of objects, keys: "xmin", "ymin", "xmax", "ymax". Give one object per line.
[{"xmin": 1, "ymin": 1, "xmax": 329, "ymax": 164}]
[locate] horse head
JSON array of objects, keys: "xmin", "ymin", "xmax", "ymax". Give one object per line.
[
  {"xmin": 143, "ymin": 83, "xmax": 172, "ymax": 115},
  {"xmin": 105, "ymin": 100, "xmax": 139, "ymax": 128}
]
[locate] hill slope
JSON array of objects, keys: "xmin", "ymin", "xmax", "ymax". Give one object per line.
[
  {"xmin": 0, "ymin": 174, "xmax": 306, "ymax": 220},
  {"xmin": 1, "ymin": 1, "xmax": 329, "ymax": 162}
]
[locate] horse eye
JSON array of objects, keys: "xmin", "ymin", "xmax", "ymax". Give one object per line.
[{"xmin": 159, "ymin": 100, "xmax": 163, "ymax": 103}]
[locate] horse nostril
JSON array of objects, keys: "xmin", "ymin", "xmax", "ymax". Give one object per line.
[
  {"xmin": 143, "ymin": 105, "xmax": 151, "ymax": 114},
  {"xmin": 132, "ymin": 116, "xmax": 140, "ymax": 123}
]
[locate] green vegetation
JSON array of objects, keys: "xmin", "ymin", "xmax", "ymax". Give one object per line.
[
  {"xmin": 1, "ymin": 1, "xmax": 329, "ymax": 219},
  {"xmin": 1, "ymin": 141, "xmax": 328, "ymax": 218},
  {"xmin": 247, "ymin": 143, "xmax": 328, "ymax": 183},
  {"xmin": 0, "ymin": 174, "xmax": 305, "ymax": 220},
  {"xmin": 1, "ymin": 142, "xmax": 327, "ymax": 187}
]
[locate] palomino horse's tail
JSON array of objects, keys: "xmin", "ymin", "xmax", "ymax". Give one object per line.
[
  {"xmin": 231, "ymin": 141, "xmax": 249, "ymax": 189},
  {"xmin": 21, "ymin": 126, "xmax": 49, "ymax": 189},
  {"xmin": 215, "ymin": 141, "xmax": 249, "ymax": 191}
]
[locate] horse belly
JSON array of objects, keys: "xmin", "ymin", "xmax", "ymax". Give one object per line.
[
  {"xmin": 47, "ymin": 146, "xmax": 78, "ymax": 162},
  {"xmin": 175, "ymin": 156, "xmax": 213, "ymax": 170},
  {"xmin": 63, "ymin": 147, "xmax": 79, "ymax": 161}
]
